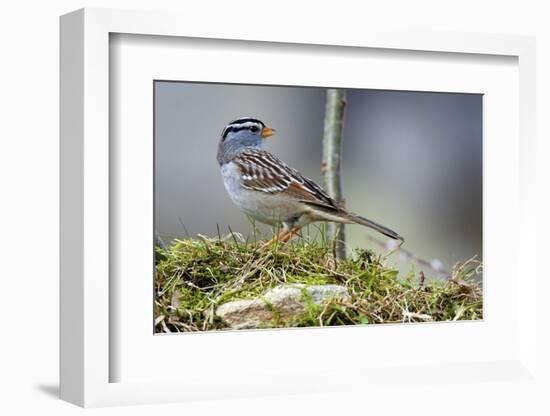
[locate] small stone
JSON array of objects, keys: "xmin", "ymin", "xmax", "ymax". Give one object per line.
[{"xmin": 215, "ymin": 284, "xmax": 350, "ymax": 330}]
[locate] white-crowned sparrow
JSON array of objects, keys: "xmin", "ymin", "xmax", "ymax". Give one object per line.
[{"xmin": 217, "ymin": 117, "xmax": 403, "ymax": 244}]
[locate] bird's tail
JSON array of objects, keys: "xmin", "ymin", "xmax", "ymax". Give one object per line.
[{"xmin": 346, "ymin": 213, "xmax": 404, "ymax": 243}]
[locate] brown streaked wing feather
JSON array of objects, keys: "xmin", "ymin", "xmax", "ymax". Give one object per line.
[
  {"xmin": 234, "ymin": 150, "xmax": 291, "ymax": 193},
  {"xmin": 233, "ymin": 149, "xmax": 340, "ymax": 211},
  {"xmin": 284, "ymin": 182, "xmax": 341, "ymax": 213}
]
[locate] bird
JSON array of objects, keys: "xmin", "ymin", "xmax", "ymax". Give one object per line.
[{"xmin": 217, "ymin": 117, "xmax": 404, "ymax": 245}]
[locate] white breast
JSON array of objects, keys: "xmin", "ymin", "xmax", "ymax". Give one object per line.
[{"xmin": 219, "ymin": 162, "xmax": 305, "ymax": 226}]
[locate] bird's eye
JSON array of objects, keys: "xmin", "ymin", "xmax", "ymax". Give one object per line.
[{"xmin": 249, "ymin": 126, "xmax": 259, "ymax": 133}]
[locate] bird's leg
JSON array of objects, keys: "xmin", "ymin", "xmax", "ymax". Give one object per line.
[
  {"xmin": 278, "ymin": 226, "xmax": 302, "ymax": 243},
  {"xmin": 263, "ymin": 226, "xmax": 303, "ymax": 247},
  {"xmin": 263, "ymin": 229, "xmax": 290, "ymax": 247}
]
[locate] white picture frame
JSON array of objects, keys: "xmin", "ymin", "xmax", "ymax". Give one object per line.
[{"xmin": 60, "ymin": 7, "xmax": 538, "ymax": 408}]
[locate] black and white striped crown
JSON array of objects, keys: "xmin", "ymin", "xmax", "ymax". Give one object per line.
[{"xmin": 221, "ymin": 117, "xmax": 265, "ymax": 140}]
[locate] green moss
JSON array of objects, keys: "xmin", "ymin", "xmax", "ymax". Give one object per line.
[{"xmin": 154, "ymin": 235, "xmax": 483, "ymax": 333}]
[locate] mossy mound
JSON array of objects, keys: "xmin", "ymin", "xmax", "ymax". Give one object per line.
[{"xmin": 154, "ymin": 235, "xmax": 482, "ymax": 332}]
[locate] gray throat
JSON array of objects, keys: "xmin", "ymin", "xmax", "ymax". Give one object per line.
[{"xmin": 217, "ymin": 140, "xmax": 254, "ymax": 166}]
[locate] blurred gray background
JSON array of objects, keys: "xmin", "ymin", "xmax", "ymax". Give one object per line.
[{"xmin": 154, "ymin": 81, "xmax": 482, "ymax": 278}]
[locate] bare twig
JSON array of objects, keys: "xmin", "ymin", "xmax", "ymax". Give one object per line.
[
  {"xmin": 366, "ymin": 234, "xmax": 451, "ymax": 279},
  {"xmin": 418, "ymin": 271, "xmax": 426, "ymax": 289},
  {"xmin": 177, "ymin": 217, "xmax": 191, "ymax": 238},
  {"xmin": 322, "ymin": 89, "xmax": 347, "ymax": 259}
]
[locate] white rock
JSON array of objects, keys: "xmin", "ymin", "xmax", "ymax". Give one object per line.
[{"xmin": 215, "ymin": 284, "xmax": 350, "ymax": 330}]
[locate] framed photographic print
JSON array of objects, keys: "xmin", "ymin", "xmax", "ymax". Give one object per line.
[
  {"xmin": 60, "ymin": 8, "xmax": 538, "ymax": 408},
  {"xmin": 152, "ymin": 81, "xmax": 483, "ymax": 333}
]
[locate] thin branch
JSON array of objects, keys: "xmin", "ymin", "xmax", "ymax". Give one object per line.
[
  {"xmin": 366, "ymin": 234, "xmax": 451, "ymax": 279},
  {"xmin": 322, "ymin": 88, "xmax": 347, "ymax": 259}
]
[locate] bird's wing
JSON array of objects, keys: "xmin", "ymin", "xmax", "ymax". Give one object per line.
[
  {"xmin": 232, "ymin": 149, "xmax": 341, "ymax": 212},
  {"xmin": 232, "ymin": 149, "xmax": 404, "ymax": 241}
]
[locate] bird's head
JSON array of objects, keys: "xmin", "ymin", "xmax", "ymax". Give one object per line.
[{"xmin": 220, "ymin": 117, "xmax": 275, "ymax": 149}]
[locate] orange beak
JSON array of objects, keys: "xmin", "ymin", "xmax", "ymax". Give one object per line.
[{"xmin": 262, "ymin": 127, "xmax": 276, "ymax": 138}]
